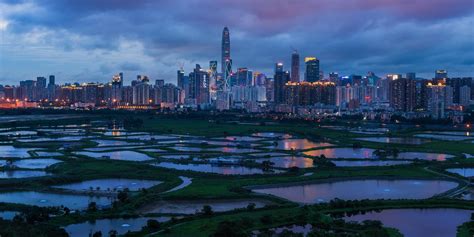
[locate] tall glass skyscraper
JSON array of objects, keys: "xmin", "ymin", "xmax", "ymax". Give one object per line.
[
  {"xmin": 221, "ymin": 27, "xmax": 231, "ymax": 74},
  {"xmin": 291, "ymin": 50, "xmax": 300, "ymax": 83},
  {"xmin": 305, "ymin": 57, "xmax": 320, "ymax": 82}
]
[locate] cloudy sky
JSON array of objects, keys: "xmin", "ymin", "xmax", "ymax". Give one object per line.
[{"xmin": 0, "ymin": 0, "xmax": 473, "ymax": 85}]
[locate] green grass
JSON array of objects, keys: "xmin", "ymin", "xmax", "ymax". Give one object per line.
[
  {"xmin": 153, "ymin": 207, "xmax": 301, "ymax": 237},
  {"xmin": 164, "ymin": 166, "xmax": 440, "ymax": 199},
  {"xmin": 142, "ymin": 117, "xmax": 308, "ymax": 137}
]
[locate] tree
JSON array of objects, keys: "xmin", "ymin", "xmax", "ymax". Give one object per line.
[
  {"xmin": 117, "ymin": 190, "xmax": 129, "ymax": 203},
  {"xmin": 92, "ymin": 231, "xmax": 102, "ymax": 237},
  {"xmin": 213, "ymin": 221, "xmax": 247, "ymax": 237},
  {"xmin": 87, "ymin": 202, "xmax": 98, "ymax": 212},
  {"xmin": 201, "ymin": 205, "xmax": 213, "ymax": 216},
  {"xmin": 108, "ymin": 230, "xmax": 118, "ymax": 237},
  {"xmin": 12, "ymin": 214, "xmax": 23, "ymax": 224},
  {"xmin": 247, "ymin": 203, "xmax": 256, "ymax": 211},
  {"xmin": 24, "ymin": 207, "xmax": 50, "ymax": 224},
  {"xmin": 147, "ymin": 219, "xmax": 160, "ymax": 230}
]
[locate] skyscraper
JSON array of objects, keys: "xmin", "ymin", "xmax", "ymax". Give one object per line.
[
  {"xmin": 329, "ymin": 72, "xmax": 339, "ymax": 84},
  {"xmin": 155, "ymin": 79, "xmax": 165, "ymax": 88},
  {"xmin": 188, "ymin": 64, "xmax": 210, "ymax": 105},
  {"xmin": 236, "ymin": 68, "xmax": 252, "ymax": 86},
  {"xmin": 426, "ymin": 82, "xmax": 448, "ymax": 119},
  {"xmin": 446, "ymin": 77, "xmax": 472, "ymax": 104},
  {"xmin": 111, "ymin": 73, "xmax": 123, "ymax": 103},
  {"xmin": 274, "ymin": 63, "xmax": 290, "ymax": 104},
  {"xmin": 216, "ymin": 27, "xmax": 232, "ymax": 110},
  {"xmin": 435, "ymin": 70, "xmax": 448, "ymax": 79},
  {"xmin": 36, "ymin": 77, "xmax": 47, "ymax": 100},
  {"xmin": 275, "ymin": 62, "xmax": 284, "ymax": 73},
  {"xmin": 209, "ymin": 61, "xmax": 218, "ymax": 101},
  {"xmin": 209, "ymin": 60, "xmax": 218, "ymax": 86},
  {"xmin": 388, "ymin": 74, "xmax": 415, "ymax": 112},
  {"xmin": 305, "ymin": 57, "xmax": 319, "ymax": 82},
  {"xmin": 290, "ymin": 50, "xmax": 300, "ymax": 83},
  {"xmin": 253, "ymin": 72, "xmax": 266, "ymax": 86},
  {"xmin": 48, "ymin": 75, "xmax": 55, "ymax": 86},
  {"xmin": 36, "ymin": 77, "xmax": 46, "ymax": 89},
  {"xmin": 177, "ymin": 69, "xmax": 185, "ymax": 89},
  {"xmin": 460, "ymin": 85, "xmax": 471, "ymax": 106},
  {"xmin": 48, "ymin": 75, "xmax": 56, "ymax": 100},
  {"xmin": 406, "ymin": 72, "xmax": 416, "ymax": 80},
  {"xmin": 132, "ymin": 76, "xmax": 150, "ymax": 105},
  {"xmin": 221, "ymin": 27, "xmax": 231, "ymax": 75},
  {"xmin": 284, "ymin": 81, "xmax": 336, "ymax": 106}
]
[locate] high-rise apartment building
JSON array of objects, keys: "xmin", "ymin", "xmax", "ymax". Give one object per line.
[
  {"xmin": 290, "ymin": 50, "xmax": 300, "ymax": 83},
  {"xmin": 273, "ymin": 63, "xmax": 290, "ymax": 104},
  {"xmin": 388, "ymin": 74, "xmax": 415, "ymax": 112},
  {"xmin": 304, "ymin": 57, "xmax": 319, "ymax": 82}
]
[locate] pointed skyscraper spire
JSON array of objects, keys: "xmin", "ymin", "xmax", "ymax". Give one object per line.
[{"xmin": 221, "ymin": 27, "xmax": 231, "ymax": 75}]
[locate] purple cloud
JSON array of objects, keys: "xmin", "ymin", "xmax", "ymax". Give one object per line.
[{"xmin": 0, "ymin": 0, "xmax": 472, "ymax": 84}]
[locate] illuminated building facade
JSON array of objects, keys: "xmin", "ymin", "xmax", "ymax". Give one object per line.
[
  {"xmin": 132, "ymin": 75, "xmax": 150, "ymax": 105},
  {"xmin": 273, "ymin": 62, "xmax": 290, "ymax": 104},
  {"xmin": 305, "ymin": 57, "xmax": 319, "ymax": 82},
  {"xmin": 388, "ymin": 74, "xmax": 415, "ymax": 112},
  {"xmin": 284, "ymin": 81, "xmax": 336, "ymax": 106}
]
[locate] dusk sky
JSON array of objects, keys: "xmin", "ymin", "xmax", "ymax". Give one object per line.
[{"xmin": 0, "ymin": 0, "xmax": 473, "ymax": 85}]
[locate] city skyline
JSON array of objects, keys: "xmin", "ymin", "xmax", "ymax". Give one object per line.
[
  {"xmin": 1, "ymin": 0, "xmax": 473, "ymax": 84},
  {"xmin": 1, "ymin": 25, "xmax": 472, "ymax": 119}
]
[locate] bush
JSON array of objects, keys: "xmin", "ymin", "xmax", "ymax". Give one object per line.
[
  {"xmin": 213, "ymin": 221, "xmax": 247, "ymax": 237},
  {"xmin": 201, "ymin": 205, "xmax": 213, "ymax": 216},
  {"xmin": 147, "ymin": 219, "xmax": 160, "ymax": 230},
  {"xmin": 109, "ymin": 230, "xmax": 118, "ymax": 237},
  {"xmin": 92, "ymin": 231, "xmax": 102, "ymax": 237},
  {"xmin": 117, "ymin": 190, "xmax": 129, "ymax": 203},
  {"xmin": 87, "ymin": 202, "xmax": 98, "ymax": 212},
  {"xmin": 247, "ymin": 203, "xmax": 256, "ymax": 211}
]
